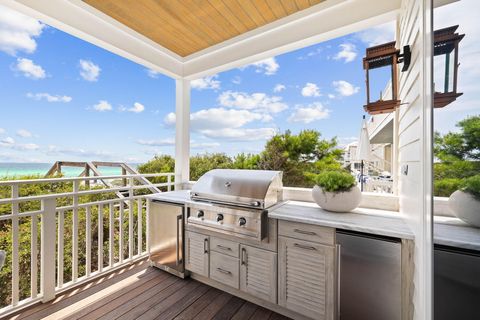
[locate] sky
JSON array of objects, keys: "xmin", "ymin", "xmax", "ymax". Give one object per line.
[{"xmin": 0, "ymin": 1, "xmax": 478, "ymax": 164}]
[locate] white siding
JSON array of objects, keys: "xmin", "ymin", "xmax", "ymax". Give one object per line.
[{"xmin": 397, "ymin": 0, "xmax": 433, "ymax": 319}]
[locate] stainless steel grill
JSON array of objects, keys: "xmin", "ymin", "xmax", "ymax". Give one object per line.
[{"xmin": 187, "ymin": 169, "xmax": 283, "ymax": 241}]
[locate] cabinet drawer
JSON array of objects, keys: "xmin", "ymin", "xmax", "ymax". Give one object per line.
[
  {"xmin": 210, "ymin": 251, "xmax": 239, "ymax": 289},
  {"xmin": 279, "ymin": 220, "xmax": 334, "ymax": 245},
  {"xmin": 210, "ymin": 236, "xmax": 239, "ymax": 258}
]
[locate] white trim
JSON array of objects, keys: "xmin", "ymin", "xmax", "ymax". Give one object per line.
[
  {"xmin": 174, "ymin": 79, "xmax": 190, "ymax": 188},
  {"xmin": 183, "ymin": 0, "xmax": 401, "ymax": 79},
  {"xmin": 421, "ymin": 0, "xmax": 434, "ymax": 318}
]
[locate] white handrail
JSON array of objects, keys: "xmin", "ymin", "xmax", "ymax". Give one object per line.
[{"xmin": 0, "ymin": 173, "xmax": 174, "ymax": 317}]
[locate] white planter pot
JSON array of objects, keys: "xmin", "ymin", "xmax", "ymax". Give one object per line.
[
  {"xmin": 449, "ymin": 190, "xmax": 480, "ymax": 228},
  {"xmin": 312, "ymin": 185, "xmax": 362, "ymax": 213}
]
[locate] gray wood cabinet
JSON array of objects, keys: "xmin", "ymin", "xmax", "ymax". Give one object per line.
[
  {"xmin": 239, "ymin": 244, "xmax": 277, "ymax": 304},
  {"xmin": 278, "ymin": 235, "xmax": 336, "ymax": 320},
  {"xmin": 185, "ymin": 231, "xmax": 209, "ymax": 277}
]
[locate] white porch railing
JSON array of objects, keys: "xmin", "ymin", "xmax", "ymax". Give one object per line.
[{"xmin": 0, "ymin": 173, "xmax": 177, "ymax": 317}]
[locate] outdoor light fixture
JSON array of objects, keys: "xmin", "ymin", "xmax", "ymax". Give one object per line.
[
  {"xmin": 363, "ymin": 42, "xmax": 411, "ymax": 115},
  {"xmin": 434, "ymin": 25, "xmax": 465, "ymax": 108}
]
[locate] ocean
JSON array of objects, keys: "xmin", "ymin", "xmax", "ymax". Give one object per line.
[{"xmin": 0, "ymin": 163, "xmax": 140, "ymax": 178}]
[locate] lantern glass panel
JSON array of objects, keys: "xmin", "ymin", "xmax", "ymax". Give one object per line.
[
  {"xmin": 434, "ymin": 48, "xmax": 456, "ymax": 94},
  {"xmin": 368, "ymin": 65, "xmax": 393, "ymax": 103}
]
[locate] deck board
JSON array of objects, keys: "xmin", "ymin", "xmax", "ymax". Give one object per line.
[{"xmin": 6, "ymin": 259, "xmax": 291, "ymax": 320}]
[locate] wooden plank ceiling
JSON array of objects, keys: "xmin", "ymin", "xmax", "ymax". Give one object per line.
[{"xmin": 83, "ymin": 0, "xmax": 324, "ymax": 57}]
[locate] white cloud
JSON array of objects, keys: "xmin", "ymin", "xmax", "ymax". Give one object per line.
[
  {"xmin": 288, "ymin": 102, "xmax": 331, "ymax": 124},
  {"xmin": 92, "ymin": 100, "xmax": 112, "ymax": 112},
  {"xmin": 15, "ymin": 143, "xmax": 39, "ymax": 150},
  {"xmin": 200, "ymin": 128, "xmax": 277, "ymax": 141},
  {"xmin": 0, "ymin": 128, "xmax": 5, "ymax": 134},
  {"xmin": 301, "ymin": 82, "xmax": 321, "ymax": 97},
  {"xmin": 328, "ymin": 94, "xmax": 335, "ymax": 99},
  {"xmin": 165, "ymin": 108, "xmax": 267, "ymax": 131},
  {"xmin": 79, "ymin": 59, "xmax": 100, "ymax": 82},
  {"xmin": 333, "ymin": 43, "xmax": 357, "ymax": 63},
  {"xmin": 0, "ymin": 136, "xmax": 14, "ymax": 146},
  {"xmin": 120, "ymin": 102, "xmax": 145, "ymax": 113},
  {"xmin": 146, "ymin": 69, "xmax": 160, "ymax": 78},
  {"xmin": 273, "ymin": 84, "xmax": 286, "ymax": 93},
  {"xmin": 191, "ymin": 142, "xmax": 220, "ymax": 149},
  {"xmin": 191, "ymin": 75, "xmax": 220, "ymax": 90},
  {"xmin": 0, "ymin": 5, "xmax": 45, "ymax": 56},
  {"xmin": 0, "ymin": 136, "xmax": 37, "ymax": 150},
  {"xmin": 14, "ymin": 58, "xmax": 45, "ymax": 79},
  {"xmin": 218, "ymin": 91, "xmax": 288, "ymax": 113},
  {"xmin": 47, "ymin": 145, "xmax": 113, "ymax": 159},
  {"xmin": 241, "ymin": 57, "xmax": 279, "ymax": 75},
  {"xmin": 298, "ymin": 47, "xmax": 323, "ymax": 60},
  {"xmin": 231, "ymin": 76, "xmax": 241, "ymax": 85},
  {"xmin": 356, "ymin": 22, "xmax": 395, "ymax": 46},
  {"xmin": 137, "ymin": 138, "xmax": 175, "ymax": 146},
  {"xmin": 333, "ymin": 80, "xmax": 360, "ymax": 96},
  {"xmin": 27, "ymin": 92, "xmax": 72, "ymax": 103},
  {"xmin": 16, "ymin": 129, "xmax": 32, "ymax": 138}
]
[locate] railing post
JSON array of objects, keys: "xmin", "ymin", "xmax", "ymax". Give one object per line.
[{"xmin": 41, "ymin": 198, "xmax": 56, "ymax": 302}]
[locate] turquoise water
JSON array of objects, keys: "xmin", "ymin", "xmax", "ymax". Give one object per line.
[{"xmin": 0, "ymin": 163, "xmax": 140, "ymax": 178}]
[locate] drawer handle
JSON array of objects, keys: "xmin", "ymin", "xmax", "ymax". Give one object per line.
[
  {"xmin": 216, "ymin": 244, "xmax": 232, "ymax": 251},
  {"xmin": 294, "ymin": 243, "xmax": 317, "ymax": 251},
  {"xmin": 241, "ymin": 247, "xmax": 247, "ymax": 265},
  {"xmin": 216, "ymin": 267, "xmax": 232, "ymax": 275},
  {"xmin": 294, "ymin": 229, "xmax": 317, "ymax": 236},
  {"xmin": 204, "ymin": 238, "xmax": 209, "ymax": 254}
]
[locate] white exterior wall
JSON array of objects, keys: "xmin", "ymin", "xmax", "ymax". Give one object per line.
[{"xmin": 397, "ymin": 0, "xmax": 433, "ymax": 319}]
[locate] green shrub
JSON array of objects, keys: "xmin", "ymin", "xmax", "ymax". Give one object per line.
[
  {"xmin": 434, "ymin": 178, "xmax": 463, "ymax": 197},
  {"xmin": 314, "ymin": 170, "xmax": 356, "ymax": 193},
  {"xmin": 461, "ymin": 175, "xmax": 480, "ymax": 199}
]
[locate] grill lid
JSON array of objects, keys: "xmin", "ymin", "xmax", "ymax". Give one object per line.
[{"xmin": 190, "ymin": 169, "xmax": 283, "ymax": 209}]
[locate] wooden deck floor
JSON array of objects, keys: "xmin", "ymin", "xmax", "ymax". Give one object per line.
[{"xmin": 7, "ymin": 259, "xmax": 291, "ymax": 320}]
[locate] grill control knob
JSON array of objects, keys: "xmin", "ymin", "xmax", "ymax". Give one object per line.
[
  {"xmin": 216, "ymin": 214, "xmax": 224, "ymax": 222},
  {"xmin": 238, "ymin": 217, "xmax": 247, "ymax": 226},
  {"xmin": 196, "ymin": 210, "xmax": 204, "ymax": 218}
]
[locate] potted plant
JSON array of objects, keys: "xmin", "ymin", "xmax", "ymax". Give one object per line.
[
  {"xmin": 312, "ymin": 170, "xmax": 362, "ymax": 212},
  {"xmin": 449, "ymin": 175, "xmax": 480, "ymax": 227}
]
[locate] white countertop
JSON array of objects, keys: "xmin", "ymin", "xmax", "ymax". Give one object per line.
[
  {"xmin": 146, "ymin": 190, "xmax": 191, "ymax": 204},
  {"xmin": 434, "ymin": 216, "xmax": 480, "ymax": 251},
  {"xmin": 269, "ymin": 201, "xmax": 414, "ymax": 240},
  {"xmin": 146, "ymin": 193, "xmax": 480, "ymax": 250}
]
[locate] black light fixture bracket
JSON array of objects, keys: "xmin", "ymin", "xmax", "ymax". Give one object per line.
[{"xmin": 398, "ymin": 45, "xmax": 411, "ymax": 72}]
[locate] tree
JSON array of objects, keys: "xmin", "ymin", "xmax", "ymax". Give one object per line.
[
  {"xmin": 258, "ymin": 130, "xmax": 343, "ymax": 187},
  {"xmin": 435, "ymin": 115, "xmax": 480, "ymax": 161},
  {"xmin": 434, "ymin": 115, "xmax": 480, "ymax": 197}
]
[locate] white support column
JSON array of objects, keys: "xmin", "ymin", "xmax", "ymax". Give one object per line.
[{"xmin": 175, "ymin": 79, "xmax": 191, "ymax": 190}]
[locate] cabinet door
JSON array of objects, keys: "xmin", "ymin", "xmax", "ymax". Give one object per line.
[
  {"xmin": 278, "ymin": 236, "xmax": 335, "ymax": 320},
  {"xmin": 185, "ymin": 231, "xmax": 209, "ymax": 277},
  {"xmin": 239, "ymin": 244, "xmax": 277, "ymax": 303}
]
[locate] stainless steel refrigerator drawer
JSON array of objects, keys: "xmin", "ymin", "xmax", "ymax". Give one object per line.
[{"xmin": 148, "ymin": 200, "xmax": 185, "ymax": 278}]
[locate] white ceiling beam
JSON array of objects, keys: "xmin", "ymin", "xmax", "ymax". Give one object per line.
[
  {"xmin": 183, "ymin": 0, "xmax": 402, "ymax": 80},
  {"xmin": 1, "ymin": 0, "xmax": 183, "ymax": 79}
]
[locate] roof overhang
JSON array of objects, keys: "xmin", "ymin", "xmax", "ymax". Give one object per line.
[{"xmin": 1, "ymin": 0, "xmax": 403, "ymax": 79}]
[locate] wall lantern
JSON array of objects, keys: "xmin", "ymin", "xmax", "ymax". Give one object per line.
[
  {"xmin": 434, "ymin": 25, "xmax": 465, "ymax": 108},
  {"xmin": 363, "ymin": 42, "xmax": 411, "ymax": 115}
]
